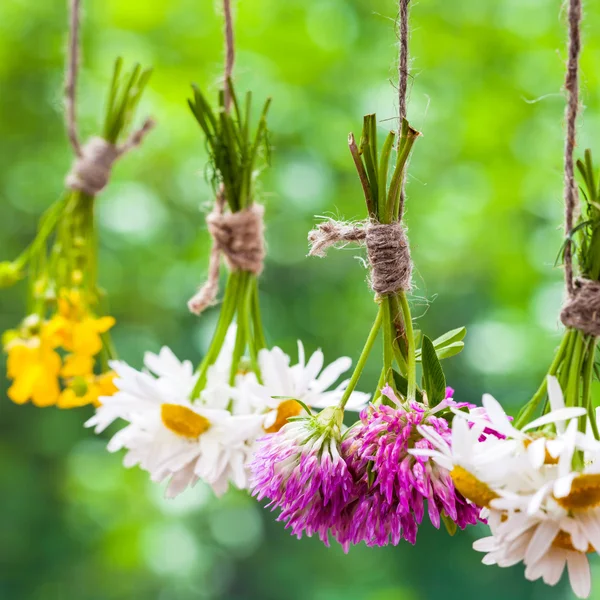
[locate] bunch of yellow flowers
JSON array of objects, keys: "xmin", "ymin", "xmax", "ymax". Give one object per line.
[{"xmin": 4, "ymin": 290, "xmax": 117, "ymax": 408}]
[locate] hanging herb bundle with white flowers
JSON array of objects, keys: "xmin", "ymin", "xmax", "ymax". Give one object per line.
[
  {"xmin": 412, "ymin": 1, "xmax": 600, "ymax": 597},
  {"xmin": 0, "ymin": 0, "xmax": 153, "ymax": 409},
  {"xmin": 87, "ymin": 0, "xmax": 368, "ymax": 499}
]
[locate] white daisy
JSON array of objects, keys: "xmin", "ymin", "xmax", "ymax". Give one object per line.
[
  {"xmin": 242, "ymin": 341, "xmax": 370, "ymax": 433},
  {"xmin": 86, "ymin": 347, "xmax": 263, "ymax": 498},
  {"xmin": 474, "ymin": 508, "xmax": 596, "ymax": 598}
]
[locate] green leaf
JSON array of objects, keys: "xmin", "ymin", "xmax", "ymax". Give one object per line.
[
  {"xmin": 441, "ymin": 512, "xmax": 457, "ymax": 536},
  {"xmin": 413, "ymin": 329, "xmax": 423, "ymax": 348},
  {"xmin": 421, "ymin": 335, "xmax": 446, "ymax": 407},
  {"xmin": 392, "ymin": 370, "xmax": 423, "ymax": 402},
  {"xmin": 415, "ymin": 341, "xmax": 465, "ymax": 362},
  {"xmin": 432, "ymin": 327, "xmax": 466, "ymax": 348},
  {"xmin": 435, "ymin": 341, "xmax": 465, "ymax": 360}
]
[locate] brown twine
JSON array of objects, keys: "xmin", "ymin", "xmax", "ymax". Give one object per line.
[
  {"xmin": 398, "ymin": 0, "xmax": 410, "ymax": 127},
  {"xmin": 188, "ymin": 202, "xmax": 266, "ymax": 315},
  {"xmin": 222, "ymin": 0, "xmax": 235, "ymax": 113},
  {"xmin": 561, "ymin": 279, "xmax": 600, "ymax": 336},
  {"xmin": 64, "ymin": 0, "xmax": 154, "ymax": 196},
  {"xmin": 558, "ymin": 0, "xmax": 600, "ymax": 335},
  {"xmin": 397, "ymin": 0, "xmax": 411, "ymax": 221},
  {"xmin": 563, "ymin": 0, "xmax": 582, "ymax": 298},
  {"xmin": 308, "ymin": 220, "xmax": 412, "ymax": 295}
]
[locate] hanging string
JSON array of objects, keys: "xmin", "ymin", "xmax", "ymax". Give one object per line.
[
  {"xmin": 65, "ymin": 0, "xmax": 83, "ymax": 157},
  {"xmin": 64, "ymin": 0, "xmax": 155, "ymax": 196},
  {"xmin": 557, "ymin": 0, "xmax": 600, "ymax": 335},
  {"xmin": 188, "ymin": 0, "xmax": 266, "ymax": 315},
  {"xmin": 308, "ymin": 0, "xmax": 415, "ymax": 296},
  {"xmin": 397, "ymin": 0, "xmax": 411, "ymax": 221},
  {"xmin": 563, "ymin": 0, "xmax": 582, "ymax": 297},
  {"xmin": 398, "ymin": 0, "xmax": 410, "ymax": 128},
  {"xmin": 223, "ymin": 0, "xmax": 235, "ymax": 113}
]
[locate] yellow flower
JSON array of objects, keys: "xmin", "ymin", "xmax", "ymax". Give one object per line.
[
  {"xmin": 61, "ymin": 354, "xmax": 94, "ymax": 378},
  {"xmin": 6, "ymin": 334, "xmax": 62, "ymax": 407},
  {"xmin": 52, "ymin": 289, "xmax": 115, "ymax": 356},
  {"xmin": 70, "ymin": 316, "xmax": 115, "ymax": 356},
  {"xmin": 58, "ymin": 371, "xmax": 118, "ymax": 409}
]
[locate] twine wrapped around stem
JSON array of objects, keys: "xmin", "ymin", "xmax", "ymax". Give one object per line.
[
  {"xmin": 558, "ymin": 0, "xmax": 600, "ymax": 336},
  {"xmin": 308, "ymin": 219, "xmax": 412, "ymax": 295},
  {"xmin": 561, "ymin": 278, "xmax": 600, "ymax": 336},
  {"xmin": 188, "ymin": 202, "xmax": 266, "ymax": 315},
  {"xmin": 64, "ymin": 0, "xmax": 154, "ymax": 197}
]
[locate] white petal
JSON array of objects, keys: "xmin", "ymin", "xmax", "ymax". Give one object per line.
[
  {"xmin": 482, "ymin": 394, "xmax": 521, "ymax": 438},
  {"xmin": 473, "ymin": 536, "xmax": 497, "ymax": 552},
  {"xmin": 566, "ymin": 551, "xmax": 591, "ymax": 599},
  {"xmin": 525, "ymin": 520, "xmax": 560, "ymax": 565},
  {"xmin": 542, "ymin": 549, "xmax": 566, "ymax": 586},
  {"xmin": 528, "ymin": 483, "xmax": 553, "ymax": 515},
  {"xmin": 578, "ymin": 510, "xmax": 600, "ymax": 556},
  {"xmin": 310, "ymin": 356, "xmax": 351, "ymax": 394},
  {"xmin": 524, "ymin": 408, "xmax": 586, "ymax": 432},
  {"xmin": 526, "ymin": 438, "xmax": 546, "ymax": 469},
  {"xmin": 553, "ymin": 473, "xmax": 576, "ymax": 499},
  {"xmin": 547, "ymin": 375, "xmax": 566, "ymax": 412}
]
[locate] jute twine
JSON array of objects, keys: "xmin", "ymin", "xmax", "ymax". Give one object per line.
[
  {"xmin": 188, "ymin": 201, "xmax": 265, "ymax": 315},
  {"xmin": 188, "ymin": 0, "xmax": 266, "ymax": 315},
  {"xmin": 561, "ymin": 278, "xmax": 600, "ymax": 336},
  {"xmin": 306, "ymin": 0, "xmax": 414, "ymax": 297},
  {"xmin": 308, "ymin": 220, "xmax": 412, "ymax": 295},
  {"xmin": 558, "ymin": 0, "xmax": 600, "ymax": 336},
  {"xmin": 64, "ymin": 0, "xmax": 154, "ymax": 196}
]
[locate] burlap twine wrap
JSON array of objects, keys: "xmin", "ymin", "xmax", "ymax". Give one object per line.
[
  {"xmin": 66, "ymin": 137, "xmax": 120, "ymax": 196},
  {"xmin": 561, "ymin": 278, "xmax": 600, "ymax": 337},
  {"xmin": 308, "ymin": 219, "xmax": 412, "ymax": 295},
  {"xmin": 188, "ymin": 202, "xmax": 266, "ymax": 315}
]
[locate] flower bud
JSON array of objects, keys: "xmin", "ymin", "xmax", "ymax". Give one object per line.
[{"xmin": 0, "ymin": 262, "xmax": 22, "ymax": 288}]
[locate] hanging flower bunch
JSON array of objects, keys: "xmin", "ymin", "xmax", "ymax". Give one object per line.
[
  {"xmin": 1, "ymin": 59, "xmax": 153, "ymax": 409},
  {"xmin": 420, "ymin": 152, "xmax": 600, "ymax": 599},
  {"xmin": 249, "ymin": 113, "xmax": 496, "ymax": 549},
  {"xmin": 88, "ymin": 79, "xmax": 369, "ymax": 498}
]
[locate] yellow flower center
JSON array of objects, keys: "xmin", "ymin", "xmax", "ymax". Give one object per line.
[
  {"xmin": 264, "ymin": 399, "xmax": 304, "ymax": 434},
  {"xmin": 555, "ymin": 473, "xmax": 600, "ymax": 510},
  {"xmin": 161, "ymin": 404, "xmax": 211, "ymax": 439},
  {"xmin": 451, "ymin": 466, "xmax": 498, "ymax": 508},
  {"xmin": 552, "ymin": 530, "xmax": 594, "ymax": 553}
]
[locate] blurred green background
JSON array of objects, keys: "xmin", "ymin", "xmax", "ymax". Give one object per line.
[{"xmin": 2, "ymin": 0, "xmax": 600, "ymax": 598}]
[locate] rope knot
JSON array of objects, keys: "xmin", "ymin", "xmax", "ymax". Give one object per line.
[
  {"xmin": 308, "ymin": 219, "xmax": 412, "ymax": 295},
  {"xmin": 561, "ymin": 278, "xmax": 600, "ymax": 336},
  {"xmin": 207, "ymin": 204, "xmax": 265, "ymax": 274},
  {"xmin": 66, "ymin": 137, "xmax": 119, "ymax": 196},
  {"xmin": 188, "ymin": 203, "xmax": 266, "ymax": 315}
]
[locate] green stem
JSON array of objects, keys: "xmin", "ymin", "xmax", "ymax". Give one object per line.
[
  {"xmin": 382, "ymin": 297, "xmax": 394, "ymax": 385},
  {"xmin": 191, "ymin": 271, "xmax": 241, "ymax": 398},
  {"xmin": 566, "ymin": 332, "xmax": 585, "ymax": 408},
  {"xmin": 582, "ymin": 338, "xmax": 599, "ymax": 438},
  {"xmin": 250, "ymin": 276, "xmax": 266, "ymax": 351},
  {"xmin": 338, "ymin": 307, "xmax": 383, "ymax": 410},
  {"xmin": 228, "ymin": 272, "xmax": 251, "ymax": 385},
  {"xmin": 397, "ymin": 291, "xmax": 416, "ymax": 401},
  {"xmin": 515, "ymin": 330, "xmax": 572, "ymax": 428}
]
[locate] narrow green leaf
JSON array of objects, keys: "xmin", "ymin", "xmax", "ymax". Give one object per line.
[
  {"xmin": 392, "ymin": 370, "xmax": 423, "ymax": 402},
  {"xmin": 421, "ymin": 335, "xmax": 446, "ymax": 407},
  {"xmin": 435, "ymin": 341, "xmax": 465, "ymax": 360},
  {"xmin": 431, "ymin": 327, "xmax": 466, "ymax": 349},
  {"xmin": 413, "ymin": 329, "xmax": 423, "ymax": 348}
]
